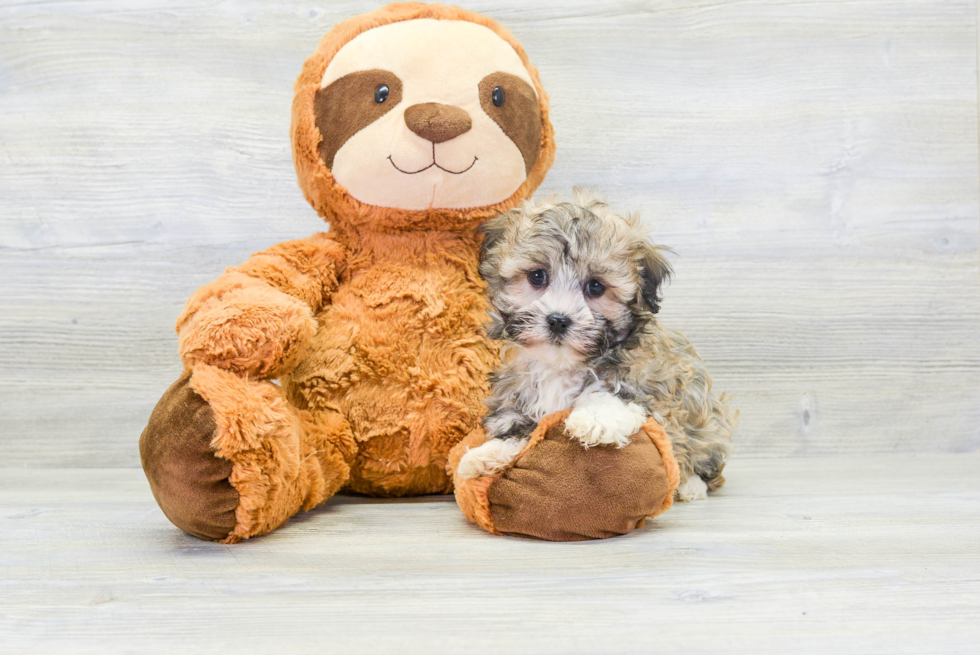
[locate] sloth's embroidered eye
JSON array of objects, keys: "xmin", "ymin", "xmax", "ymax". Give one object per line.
[
  {"xmin": 492, "ymin": 86, "xmax": 505, "ymax": 107},
  {"xmin": 374, "ymin": 84, "xmax": 390, "ymax": 103},
  {"xmin": 527, "ymin": 269, "xmax": 548, "ymax": 288},
  {"xmin": 585, "ymin": 279, "xmax": 606, "ymax": 298}
]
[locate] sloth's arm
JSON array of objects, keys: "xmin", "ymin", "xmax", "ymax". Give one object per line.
[{"xmin": 176, "ymin": 233, "xmax": 346, "ymax": 379}]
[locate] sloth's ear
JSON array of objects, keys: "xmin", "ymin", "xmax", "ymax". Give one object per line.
[{"xmin": 636, "ymin": 243, "xmax": 672, "ymax": 314}]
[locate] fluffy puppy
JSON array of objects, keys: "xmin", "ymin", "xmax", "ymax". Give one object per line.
[{"xmin": 457, "ymin": 190, "xmax": 737, "ymax": 501}]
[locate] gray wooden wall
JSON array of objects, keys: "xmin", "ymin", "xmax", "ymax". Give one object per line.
[{"xmin": 1, "ymin": 0, "xmax": 977, "ymax": 467}]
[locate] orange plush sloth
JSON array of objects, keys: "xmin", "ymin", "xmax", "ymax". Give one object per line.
[{"xmin": 140, "ymin": 2, "xmax": 678, "ymax": 543}]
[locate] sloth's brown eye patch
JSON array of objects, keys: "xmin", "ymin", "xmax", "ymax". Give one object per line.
[
  {"xmin": 479, "ymin": 72, "xmax": 542, "ymax": 174},
  {"xmin": 315, "ymin": 69, "xmax": 403, "ymax": 169}
]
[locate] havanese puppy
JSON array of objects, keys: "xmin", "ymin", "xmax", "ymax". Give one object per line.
[{"xmin": 457, "ymin": 190, "xmax": 737, "ymax": 501}]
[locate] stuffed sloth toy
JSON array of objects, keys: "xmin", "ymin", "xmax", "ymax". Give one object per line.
[{"xmin": 140, "ymin": 2, "xmax": 679, "ymax": 543}]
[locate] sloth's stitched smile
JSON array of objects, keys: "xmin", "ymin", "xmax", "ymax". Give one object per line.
[{"xmin": 388, "ymin": 143, "xmax": 478, "ymax": 175}]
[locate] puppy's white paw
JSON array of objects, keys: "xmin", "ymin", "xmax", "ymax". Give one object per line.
[
  {"xmin": 565, "ymin": 392, "xmax": 646, "ymax": 449},
  {"xmin": 457, "ymin": 438, "xmax": 527, "ymax": 480},
  {"xmin": 676, "ymin": 475, "xmax": 708, "ymax": 502}
]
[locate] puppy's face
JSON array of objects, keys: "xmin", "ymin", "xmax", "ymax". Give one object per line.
[{"xmin": 480, "ymin": 193, "xmax": 671, "ymax": 362}]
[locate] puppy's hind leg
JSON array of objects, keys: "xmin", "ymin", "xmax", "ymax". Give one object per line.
[
  {"xmin": 675, "ymin": 474, "xmax": 708, "ymax": 502},
  {"xmin": 686, "ymin": 393, "xmax": 737, "ymax": 493},
  {"xmin": 665, "ymin": 334, "xmax": 738, "ymax": 494}
]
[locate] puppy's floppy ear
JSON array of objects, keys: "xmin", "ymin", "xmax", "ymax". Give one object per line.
[
  {"xmin": 478, "ymin": 212, "xmax": 509, "ymax": 263},
  {"xmin": 635, "ymin": 242, "xmax": 672, "ymax": 314},
  {"xmin": 479, "ymin": 207, "xmax": 524, "ymax": 279}
]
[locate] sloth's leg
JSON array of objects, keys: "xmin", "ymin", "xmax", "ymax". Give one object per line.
[{"xmin": 140, "ymin": 364, "xmax": 353, "ymax": 542}]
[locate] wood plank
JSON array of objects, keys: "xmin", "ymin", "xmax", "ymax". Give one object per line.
[
  {"xmin": 1, "ymin": 455, "xmax": 978, "ymax": 653},
  {"xmin": 0, "ymin": 0, "xmax": 977, "ymax": 465}
]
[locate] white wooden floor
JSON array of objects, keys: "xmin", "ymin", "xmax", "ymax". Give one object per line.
[{"xmin": 1, "ymin": 455, "xmax": 977, "ymax": 654}]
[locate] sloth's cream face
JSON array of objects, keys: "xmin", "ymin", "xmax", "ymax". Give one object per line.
[{"xmin": 316, "ymin": 19, "xmax": 542, "ymax": 211}]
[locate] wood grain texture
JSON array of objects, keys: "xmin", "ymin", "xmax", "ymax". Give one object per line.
[
  {"xmin": 1, "ymin": 455, "xmax": 978, "ymax": 653},
  {"xmin": 0, "ymin": 0, "xmax": 977, "ymax": 466}
]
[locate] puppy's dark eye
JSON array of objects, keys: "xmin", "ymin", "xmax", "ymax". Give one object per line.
[
  {"xmin": 374, "ymin": 84, "xmax": 390, "ymax": 103},
  {"xmin": 527, "ymin": 269, "xmax": 548, "ymax": 288},
  {"xmin": 585, "ymin": 279, "xmax": 605, "ymax": 298},
  {"xmin": 492, "ymin": 86, "xmax": 505, "ymax": 107}
]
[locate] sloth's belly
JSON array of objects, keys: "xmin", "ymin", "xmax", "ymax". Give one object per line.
[{"xmin": 284, "ymin": 259, "xmax": 497, "ymax": 496}]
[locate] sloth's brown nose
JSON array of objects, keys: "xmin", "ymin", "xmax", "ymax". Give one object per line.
[{"xmin": 403, "ymin": 102, "xmax": 472, "ymax": 144}]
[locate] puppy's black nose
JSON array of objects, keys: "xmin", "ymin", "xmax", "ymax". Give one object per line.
[{"xmin": 547, "ymin": 313, "xmax": 571, "ymax": 336}]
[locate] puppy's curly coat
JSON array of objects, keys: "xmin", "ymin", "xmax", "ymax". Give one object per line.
[{"xmin": 458, "ymin": 190, "xmax": 737, "ymax": 501}]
